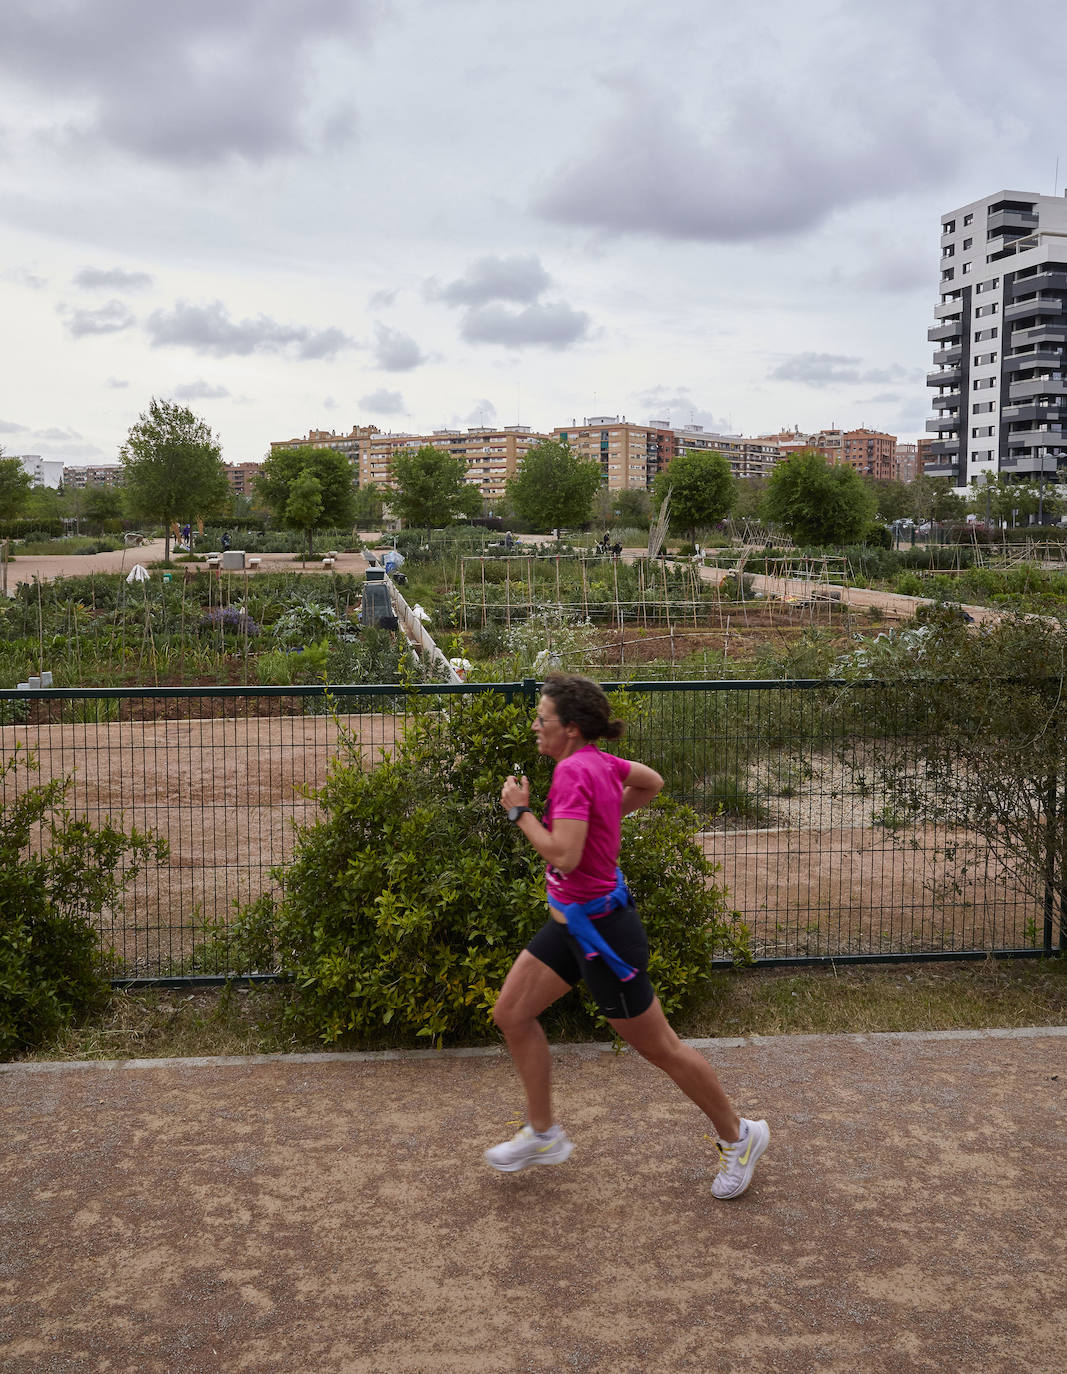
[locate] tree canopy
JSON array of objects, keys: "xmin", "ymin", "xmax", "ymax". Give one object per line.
[
  {"xmin": 389, "ymin": 445, "xmax": 482, "ymax": 532},
  {"xmin": 761, "ymin": 449, "xmax": 877, "ymax": 545},
  {"xmin": 652, "ymin": 449, "xmax": 735, "ymax": 541},
  {"xmin": 255, "ymin": 444, "xmax": 356, "ymax": 544},
  {"xmin": 505, "ymin": 438, "xmax": 603, "ymax": 532},
  {"xmin": 120, "ymin": 398, "xmax": 229, "ymax": 562},
  {"xmin": 0, "ymin": 452, "xmax": 34, "ymax": 524},
  {"xmin": 286, "ymin": 472, "xmax": 324, "ymax": 563}
]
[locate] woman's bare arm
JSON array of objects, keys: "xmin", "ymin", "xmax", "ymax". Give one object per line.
[{"xmin": 620, "ymin": 760, "xmax": 664, "ymax": 817}]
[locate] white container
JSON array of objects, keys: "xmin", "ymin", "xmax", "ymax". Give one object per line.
[
  {"xmin": 40, "ymin": 671, "xmax": 53, "ymax": 687},
  {"xmin": 28, "ymin": 676, "xmax": 41, "ymax": 689},
  {"xmin": 16, "ymin": 682, "xmax": 28, "ymax": 691}
]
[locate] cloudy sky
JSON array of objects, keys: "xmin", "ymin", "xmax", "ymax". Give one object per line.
[{"xmin": 1, "ymin": 0, "xmax": 1065, "ymax": 467}]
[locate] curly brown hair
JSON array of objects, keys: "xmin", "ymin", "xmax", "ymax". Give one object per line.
[{"xmin": 540, "ymin": 673, "xmax": 625, "ymax": 742}]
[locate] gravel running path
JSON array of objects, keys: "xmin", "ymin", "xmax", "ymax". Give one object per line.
[{"xmin": 2, "ymin": 1027, "xmax": 1064, "ymax": 1373}]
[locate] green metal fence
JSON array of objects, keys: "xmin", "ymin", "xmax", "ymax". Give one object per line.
[{"xmin": 1, "ymin": 679, "xmax": 1062, "ymax": 983}]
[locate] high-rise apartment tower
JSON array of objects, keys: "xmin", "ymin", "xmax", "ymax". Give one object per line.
[{"xmin": 926, "ymin": 189, "xmax": 1067, "ymax": 487}]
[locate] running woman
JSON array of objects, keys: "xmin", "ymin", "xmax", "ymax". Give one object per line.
[{"xmin": 486, "ymin": 673, "xmax": 769, "ymax": 1199}]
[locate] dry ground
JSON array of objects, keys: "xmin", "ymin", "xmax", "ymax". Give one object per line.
[{"xmin": 2, "ymin": 1028, "xmax": 1065, "ymax": 1373}]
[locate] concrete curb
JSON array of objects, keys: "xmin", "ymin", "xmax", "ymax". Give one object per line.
[{"xmin": 4, "ymin": 1023, "xmax": 1065, "ymax": 1075}]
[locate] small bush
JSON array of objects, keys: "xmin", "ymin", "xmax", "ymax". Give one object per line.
[
  {"xmin": 0, "ymin": 747, "xmax": 167, "ymax": 1057},
  {"xmin": 220, "ymin": 691, "xmax": 747, "ymax": 1044}
]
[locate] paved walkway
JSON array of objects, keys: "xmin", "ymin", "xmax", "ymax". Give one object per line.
[{"xmin": 2, "ymin": 1027, "xmax": 1064, "ymax": 1373}]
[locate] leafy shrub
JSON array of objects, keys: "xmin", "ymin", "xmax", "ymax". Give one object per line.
[
  {"xmin": 198, "ymin": 606, "xmax": 261, "ymax": 637},
  {"xmin": 220, "ymin": 691, "xmax": 747, "ymax": 1044},
  {"xmin": 0, "ymin": 748, "xmax": 167, "ymax": 1057}
]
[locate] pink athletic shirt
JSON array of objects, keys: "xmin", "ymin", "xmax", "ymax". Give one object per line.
[{"xmin": 543, "ymin": 744, "xmax": 632, "ymax": 905}]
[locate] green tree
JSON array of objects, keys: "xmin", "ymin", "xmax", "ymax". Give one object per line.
[
  {"xmin": 82, "ymin": 482, "xmax": 126, "ymax": 529},
  {"xmin": 352, "ymin": 480, "xmax": 385, "ymax": 529},
  {"xmin": 910, "ymin": 474, "xmax": 965, "ymax": 529},
  {"xmin": 652, "ymin": 449, "xmax": 735, "ymax": 542},
  {"xmin": 23, "ymin": 483, "xmax": 64, "ymax": 524},
  {"xmin": 0, "ymin": 452, "xmax": 33, "ymax": 523},
  {"xmin": 255, "ymin": 444, "xmax": 356, "ymax": 544},
  {"xmin": 761, "ymin": 449, "xmax": 877, "ymax": 545},
  {"xmin": 732, "ymin": 476, "xmax": 768, "ymax": 523},
  {"xmin": 286, "ymin": 471, "xmax": 324, "ymax": 563},
  {"xmin": 506, "ymin": 438, "xmax": 603, "ymax": 532},
  {"xmin": 120, "ymin": 398, "xmax": 229, "ymax": 562},
  {"xmin": 390, "ymin": 445, "xmax": 482, "ymax": 536},
  {"xmin": 868, "ymin": 478, "xmax": 915, "ymax": 524}
]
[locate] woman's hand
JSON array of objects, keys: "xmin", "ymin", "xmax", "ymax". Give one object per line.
[{"xmin": 500, "ymin": 774, "xmax": 530, "ymax": 811}]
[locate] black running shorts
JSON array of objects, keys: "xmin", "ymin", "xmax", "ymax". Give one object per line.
[{"xmin": 526, "ymin": 904, "xmax": 656, "ymax": 1020}]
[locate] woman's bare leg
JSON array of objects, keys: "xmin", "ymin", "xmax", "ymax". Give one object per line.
[
  {"xmin": 608, "ymin": 997, "xmax": 741, "ymax": 1142},
  {"xmin": 492, "ymin": 950, "xmax": 573, "ymax": 1132}
]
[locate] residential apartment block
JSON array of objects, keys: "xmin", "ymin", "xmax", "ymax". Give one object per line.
[
  {"xmin": 62, "ymin": 464, "xmax": 125, "ymax": 488},
  {"xmin": 16, "ymin": 454, "xmax": 64, "ymax": 488},
  {"xmin": 926, "ymin": 189, "xmax": 1067, "ymax": 487},
  {"xmin": 551, "ymin": 417, "xmax": 667, "ymax": 490},
  {"xmin": 355, "ymin": 425, "xmax": 548, "ymax": 501},
  {"xmin": 270, "ymin": 426, "xmax": 380, "ymax": 460},
  {"xmin": 759, "ymin": 427, "xmax": 897, "ymax": 480},
  {"xmin": 224, "ymin": 461, "xmax": 262, "ymax": 496}
]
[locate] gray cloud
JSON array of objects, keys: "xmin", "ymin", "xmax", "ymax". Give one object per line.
[
  {"xmin": 536, "ymin": 75, "xmax": 951, "ymax": 243},
  {"xmin": 146, "ymin": 301, "xmax": 354, "ymax": 360},
  {"xmin": 437, "ymin": 255, "xmax": 551, "ymax": 308},
  {"xmin": 368, "ymin": 289, "xmax": 397, "ymax": 308},
  {"xmin": 74, "ymin": 265, "xmax": 154, "ymax": 291},
  {"xmin": 63, "ymin": 299, "xmax": 137, "ymax": 337},
  {"xmin": 36, "ymin": 426, "xmax": 84, "ymax": 441},
  {"xmin": 359, "ymin": 388, "xmax": 406, "ymax": 415},
  {"xmin": 0, "ymin": 419, "xmax": 29, "ymax": 433},
  {"xmin": 769, "ymin": 353, "xmax": 921, "ymax": 388},
  {"xmin": 461, "ymin": 302, "xmax": 590, "ymax": 350},
  {"xmin": 173, "ymin": 379, "xmax": 231, "ymax": 401},
  {"xmin": 2, "ymin": 266, "xmax": 47, "ymax": 289},
  {"xmin": 637, "ymin": 389, "xmax": 733, "ymax": 433},
  {"xmin": 372, "ymin": 324, "xmax": 426, "ymax": 371},
  {"xmin": 0, "ymin": 1, "xmax": 383, "ymax": 166},
  {"xmin": 467, "ymin": 398, "xmax": 497, "ymax": 425},
  {"xmin": 106, "ymin": 377, "xmax": 129, "ymax": 389}
]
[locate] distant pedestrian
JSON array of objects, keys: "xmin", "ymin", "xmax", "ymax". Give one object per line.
[
  {"xmin": 221, "ymin": 531, "xmax": 231, "ymax": 552},
  {"xmin": 486, "ymin": 673, "xmax": 770, "ymax": 1198}
]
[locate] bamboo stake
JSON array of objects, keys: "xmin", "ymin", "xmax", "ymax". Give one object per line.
[
  {"xmin": 505, "ymin": 561, "xmax": 511, "ymax": 629},
  {"xmin": 460, "ymin": 558, "xmax": 467, "ymax": 631},
  {"xmin": 481, "ymin": 558, "xmax": 486, "ymax": 629},
  {"xmin": 660, "ymin": 557, "xmax": 674, "ymax": 661},
  {"xmin": 36, "ymin": 578, "xmax": 44, "ymax": 676},
  {"xmin": 581, "ymin": 558, "xmax": 589, "ymax": 621}
]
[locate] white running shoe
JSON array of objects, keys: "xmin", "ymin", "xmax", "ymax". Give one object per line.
[
  {"xmin": 484, "ymin": 1124, "xmax": 574, "ymax": 1173},
  {"xmin": 711, "ymin": 1118, "xmax": 770, "ymax": 1199}
]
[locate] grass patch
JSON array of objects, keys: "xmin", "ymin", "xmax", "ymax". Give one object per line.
[
  {"xmin": 677, "ymin": 957, "xmax": 1067, "ymax": 1039},
  {"xmin": 11, "ymin": 957, "xmax": 1066, "ymax": 1063}
]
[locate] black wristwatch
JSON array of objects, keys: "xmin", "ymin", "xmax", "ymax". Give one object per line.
[{"xmin": 507, "ymin": 805, "xmax": 531, "ymax": 823}]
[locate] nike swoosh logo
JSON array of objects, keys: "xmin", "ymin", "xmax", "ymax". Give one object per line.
[{"xmin": 737, "ymin": 1140, "xmax": 753, "ymax": 1166}]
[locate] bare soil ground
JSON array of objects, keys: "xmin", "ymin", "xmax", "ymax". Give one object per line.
[
  {"xmin": 2, "ymin": 714, "xmax": 1042, "ymax": 972},
  {"xmin": 2, "ymin": 1028, "xmax": 1064, "ymax": 1373}
]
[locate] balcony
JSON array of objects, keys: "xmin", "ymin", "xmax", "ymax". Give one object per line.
[
  {"xmin": 987, "ymin": 207, "xmax": 1039, "ymax": 234},
  {"xmin": 1007, "ymin": 426, "xmax": 1067, "ymax": 447},
  {"xmin": 932, "ymin": 345, "xmax": 963, "ymax": 366},
  {"xmin": 1002, "ymin": 402, "xmax": 1066, "ymax": 423},
  {"xmin": 1003, "ymin": 349, "xmax": 1065, "ymax": 374},
  {"xmin": 1012, "ymin": 269, "xmax": 1067, "ymax": 297},
  {"xmin": 926, "ymin": 367, "xmax": 961, "ymax": 388},
  {"xmin": 998, "ymin": 454, "xmax": 1062, "ymax": 475},
  {"xmin": 928, "ymin": 321, "xmax": 963, "ymax": 343},
  {"xmin": 1011, "ymin": 323, "xmax": 1067, "ymax": 348},
  {"xmin": 1009, "ymin": 376, "xmax": 1067, "ymax": 401},
  {"xmin": 925, "ymin": 438, "xmax": 961, "ymax": 457},
  {"xmin": 1005, "ymin": 294, "xmax": 1067, "ymax": 321},
  {"xmin": 925, "ymin": 416, "xmax": 960, "ymax": 433},
  {"xmin": 930, "ymin": 391, "xmax": 961, "ymax": 412},
  {"xmin": 934, "ymin": 299, "xmax": 963, "ymax": 320}
]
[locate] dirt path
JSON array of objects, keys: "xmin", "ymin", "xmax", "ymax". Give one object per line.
[{"xmin": 2, "ymin": 1027, "xmax": 1064, "ymax": 1373}]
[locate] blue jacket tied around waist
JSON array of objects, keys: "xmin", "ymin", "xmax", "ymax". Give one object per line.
[{"xmin": 546, "ymin": 868, "xmax": 637, "ymax": 982}]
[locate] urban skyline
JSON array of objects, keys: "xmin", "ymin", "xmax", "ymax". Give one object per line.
[{"xmin": 2, "ymin": 2, "xmax": 1063, "ymax": 473}]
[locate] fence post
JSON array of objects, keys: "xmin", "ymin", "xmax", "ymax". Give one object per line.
[{"xmin": 1043, "ymin": 770, "xmax": 1057, "ymax": 956}]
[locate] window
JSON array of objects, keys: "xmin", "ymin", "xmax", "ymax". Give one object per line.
[
  {"xmin": 942, "ymin": 245, "xmax": 955, "ymax": 258},
  {"xmin": 941, "ymin": 267, "xmax": 955, "ymax": 282},
  {"xmin": 975, "ymin": 303, "xmax": 998, "ymax": 317},
  {"xmin": 973, "ymin": 352, "xmax": 997, "ymax": 366},
  {"xmin": 976, "ymin": 277, "xmax": 1000, "ymax": 293},
  {"xmin": 963, "ymin": 213, "xmax": 973, "ymax": 226},
  {"xmin": 973, "ymin": 401, "xmax": 995, "ymax": 413},
  {"xmin": 962, "ymin": 262, "xmax": 971, "ymax": 274},
  {"xmin": 971, "ymin": 427, "xmax": 995, "ymax": 438},
  {"xmin": 973, "ymin": 377, "xmax": 995, "ymax": 390},
  {"xmin": 943, "ymin": 219, "xmax": 956, "ymax": 233},
  {"xmin": 963, "ymin": 238, "xmax": 973, "ymax": 250}
]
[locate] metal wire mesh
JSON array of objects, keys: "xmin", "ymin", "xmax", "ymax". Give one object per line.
[{"xmin": 0, "ymin": 680, "xmax": 1057, "ymax": 981}]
